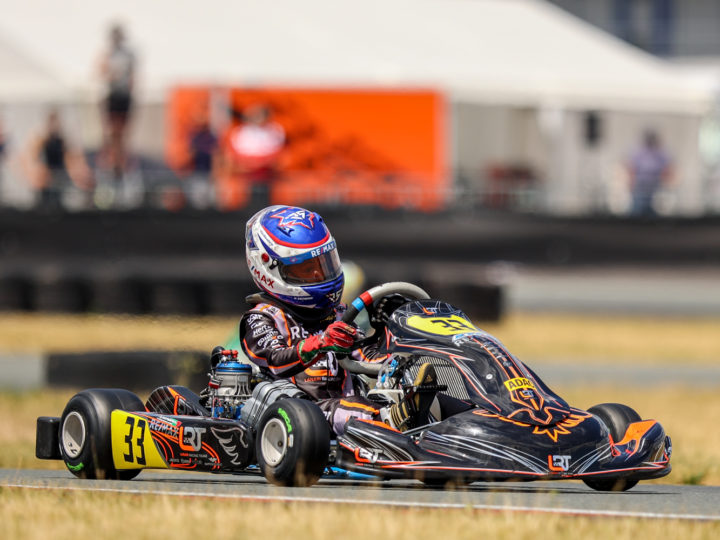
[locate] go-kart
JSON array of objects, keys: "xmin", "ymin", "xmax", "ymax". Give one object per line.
[{"xmin": 36, "ymin": 282, "xmax": 671, "ymax": 491}]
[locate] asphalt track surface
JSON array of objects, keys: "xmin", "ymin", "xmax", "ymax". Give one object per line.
[{"xmin": 2, "ymin": 469, "xmax": 719, "ymax": 521}]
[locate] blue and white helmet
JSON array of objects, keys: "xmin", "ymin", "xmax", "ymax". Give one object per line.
[{"xmin": 245, "ymin": 205, "xmax": 344, "ymax": 312}]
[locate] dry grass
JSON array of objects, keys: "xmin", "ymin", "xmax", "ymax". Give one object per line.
[
  {"xmin": 0, "ymin": 313, "xmax": 236, "ymax": 353},
  {"xmin": 0, "ymin": 389, "xmax": 76, "ymax": 472},
  {"xmin": 1, "ymin": 488, "xmax": 719, "ymax": 540},
  {"xmin": 0, "ymin": 311, "xmax": 718, "ymax": 365},
  {"xmin": 481, "ymin": 312, "xmax": 720, "ymax": 365},
  {"xmin": 3, "ymin": 384, "xmax": 719, "ymax": 485}
]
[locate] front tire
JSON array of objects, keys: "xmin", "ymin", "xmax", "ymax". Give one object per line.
[
  {"xmin": 59, "ymin": 389, "xmax": 144, "ymax": 480},
  {"xmin": 583, "ymin": 402, "xmax": 642, "ymax": 492},
  {"xmin": 255, "ymin": 398, "xmax": 330, "ymax": 487}
]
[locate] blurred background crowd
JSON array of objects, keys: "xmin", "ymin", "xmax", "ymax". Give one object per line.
[{"xmin": 1, "ymin": 0, "xmax": 720, "ymax": 217}]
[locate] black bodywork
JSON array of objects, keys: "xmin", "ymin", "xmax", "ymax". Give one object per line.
[
  {"xmin": 335, "ymin": 300, "xmax": 671, "ymax": 483},
  {"xmin": 37, "ymin": 298, "xmax": 671, "ymax": 487}
]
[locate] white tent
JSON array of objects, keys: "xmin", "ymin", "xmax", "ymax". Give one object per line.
[
  {"xmin": 0, "ymin": 0, "xmax": 713, "ymax": 213},
  {"xmin": 0, "ymin": 33, "xmax": 71, "ymax": 102},
  {"xmin": 0, "ymin": 0, "xmax": 711, "ymax": 112}
]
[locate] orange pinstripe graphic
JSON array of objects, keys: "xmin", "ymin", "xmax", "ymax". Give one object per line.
[
  {"xmin": 242, "ymin": 340, "xmax": 264, "ymax": 361},
  {"xmin": 395, "ymin": 342, "xmax": 501, "ymax": 412},
  {"xmin": 243, "ymin": 337, "xmax": 302, "ymax": 371},
  {"xmin": 268, "ymin": 359, "xmax": 303, "ymax": 371},
  {"xmin": 614, "ymin": 420, "xmax": 657, "ymax": 455},
  {"xmin": 340, "ymin": 399, "xmax": 379, "ymax": 414},
  {"xmin": 470, "ymin": 337, "xmax": 556, "ymax": 421},
  {"xmin": 356, "ymin": 349, "xmax": 389, "ymax": 363},
  {"xmin": 356, "ymin": 418, "xmax": 400, "ymax": 432}
]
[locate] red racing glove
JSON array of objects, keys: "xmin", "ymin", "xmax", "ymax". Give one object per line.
[{"xmin": 298, "ymin": 321, "xmax": 357, "ymax": 366}]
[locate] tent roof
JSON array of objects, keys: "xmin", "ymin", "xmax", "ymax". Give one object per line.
[
  {"xmin": 0, "ymin": 0, "xmax": 711, "ymax": 112},
  {"xmin": 0, "ymin": 32, "xmax": 70, "ymax": 102}
]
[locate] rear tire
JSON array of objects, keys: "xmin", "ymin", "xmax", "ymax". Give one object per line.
[
  {"xmin": 59, "ymin": 389, "xmax": 144, "ymax": 480},
  {"xmin": 583, "ymin": 403, "xmax": 642, "ymax": 492},
  {"xmin": 255, "ymin": 398, "xmax": 330, "ymax": 487}
]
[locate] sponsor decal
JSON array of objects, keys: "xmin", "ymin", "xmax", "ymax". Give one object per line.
[
  {"xmin": 252, "ymin": 324, "xmax": 273, "ymax": 337},
  {"xmin": 67, "ymin": 462, "xmax": 84, "ymax": 472},
  {"xmin": 148, "ymin": 417, "xmax": 179, "ymax": 437},
  {"xmin": 278, "ymin": 408, "xmax": 293, "ymax": 433},
  {"xmin": 253, "ymin": 269, "xmax": 275, "ymax": 288},
  {"xmin": 257, "ymin": 333, "xmax": 280, "ymax": 348},
  {"xmin": 355, "ymin": 447, "xmax": 382, "ymax": 464},
  {"xmin": 179, "ymin": 426, "xmax": 206, "ymax": 452},
  {"xmin": 504, "ymin": 377, "xmax": 536, "ymax": 392},
  {"xmin": 548, "ymin": 454, "xmax": 571, "ymax": 472},
  {"xmin": 309, "ymin": 240, "xmax": 336, "ymax": 258},
  {"xmin": 211, "ymin": 426, "xmax": 249, "ymax": 466},
  {"xmin": 290, "ymin": 326, "xmax": 310, "ymax": 341},
  {"xmin": 406, "ymin": 314, "xmax": 477, "ymax": 336},
  {"xmin": 326, "ymin": 290, "xmax": 342, "ymax": 304}
]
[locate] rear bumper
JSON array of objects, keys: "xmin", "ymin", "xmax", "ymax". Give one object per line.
[{"xmin": 36, "ymin": 416, "xmax": 61, "ymax": 460}]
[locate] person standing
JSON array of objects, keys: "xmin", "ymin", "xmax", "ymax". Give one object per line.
[
  {"xmin": 0, "ymin": 118, "xmax": 6, "ymax": 203},
  {"xmin": 99, "ymin": 23, "xmax": 136, "ymax": 177},
  {"xmin": 219, "ymin": 104, "xmax": 285, "ymax": 210},
  {"xmin": 24, "ymin": 110, "xmax": 91, "ymax": 210},
  {"xmin": 627, "ymin": 130, "xmax": 672, "ymax": 216},
  {"xmin": 185, "ymin": 112, "xmax": 218, "ymax": 209}
]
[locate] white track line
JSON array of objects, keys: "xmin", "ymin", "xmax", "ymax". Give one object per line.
[{"xmin": 3, "ymin": 482, "xmax": 718, "ymax": 522}]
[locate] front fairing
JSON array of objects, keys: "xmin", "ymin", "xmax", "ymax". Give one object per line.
[
  {"xmin": 383, "ymin": 300, "xmax": 572, "ymax": 426},
  {"xmin": 337, "ymin": 407, "xmax": 671, "ymax": 482},
  {"xmin": 337, "ymin": 299, "xmax": 671, "ymax": 482}
]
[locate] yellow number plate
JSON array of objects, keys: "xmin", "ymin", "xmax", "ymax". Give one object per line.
[
  {"xmin": 406, "ymin": 314, "xmax": 477, "ymax": 336},
  {"xmin": 111, "ymin": 411, "xmax": 168, "ymax": 469}
]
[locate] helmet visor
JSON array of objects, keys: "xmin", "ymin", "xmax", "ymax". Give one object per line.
[{"xmin": 280, "ymin": 249, "xmax": 343, "ymax": 285}]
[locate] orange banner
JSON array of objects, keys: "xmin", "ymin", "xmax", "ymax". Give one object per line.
[{"xmin": 166, "ymin": 86, "xmax": 447, "ymax": 211}]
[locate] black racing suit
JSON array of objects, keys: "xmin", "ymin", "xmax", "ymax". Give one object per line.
[{"xmin": 239, "ymin": 297, "xmax": 390, "ymax": 435}]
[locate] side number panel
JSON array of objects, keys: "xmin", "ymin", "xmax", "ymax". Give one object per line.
[{"xmin": 111, "ymin": 411, "xmax": 168, "ymax": 470}]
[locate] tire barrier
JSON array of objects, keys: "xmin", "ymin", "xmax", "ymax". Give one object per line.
[
  {"xmin": 0, "ymin": 271, "xmax": 502, "ymax": 320},
  {"xmin": 0, "ymin": 274, "xmax": 33, "ymax": 311},
  {"xmin": 46, "ymin": 350, "xmax": 209, "ymax": 392},
  {"xmin": 34, "ymin": 276, "xmax": 92, "ymax": 313}
]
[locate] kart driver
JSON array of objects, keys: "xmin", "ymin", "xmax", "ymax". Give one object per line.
[{"xmin": 238, "ymin": 204, "xmax": 438, "ymax": 435}]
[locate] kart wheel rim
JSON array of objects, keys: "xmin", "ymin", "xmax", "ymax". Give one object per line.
[
  {"xmin": 261, "ymin": 418, "xmax": 288, "ymax": 466},
  {"xmin": 62, "ymin": 411, "xmax": 86, "ymax": 459}
]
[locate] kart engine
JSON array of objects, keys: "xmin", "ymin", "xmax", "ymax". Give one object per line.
[{"xmin": 206, "ymin": 347, "xmax": 253, "ymax": 419}]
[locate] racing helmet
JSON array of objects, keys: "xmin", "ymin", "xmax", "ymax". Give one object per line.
[{"xmin": 245, "ymin": 205, "xmax": 344, "ymax": 312}]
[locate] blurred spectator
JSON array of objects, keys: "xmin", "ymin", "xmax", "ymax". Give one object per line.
[
  {"xmin": 0, "ymin": 118, "xmax": 6, "ymax": 187},
  {"xmin": 99, "ymin": 23, "xmax": 136, "ymax": 176},
  {"xmin": 219, "ymin": 104, "xmax": 285, "ymax": 210},
  {"xmin": 23, "ymin": 110, "xmax": 92, "ymax": 210},
  {"xmin": 185, "ymin": 111, "xmax": 218, "ymax": 209},
  {"xmin": 627, "ymin": 130, "xmax": 672, "ymax": 216}
]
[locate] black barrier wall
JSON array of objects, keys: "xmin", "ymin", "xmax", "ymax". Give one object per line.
[{"xmin": 2, "ymin": 208, "xmax": 719, "ymax": 320}]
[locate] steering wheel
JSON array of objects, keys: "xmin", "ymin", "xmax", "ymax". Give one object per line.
[{"xmin": 339, "ymin": 282, "xmax": 430, "ymax": 376}]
